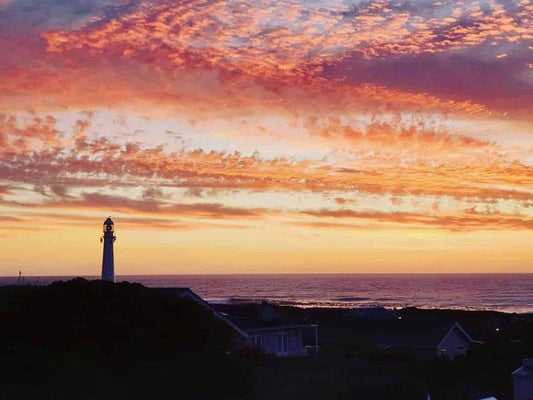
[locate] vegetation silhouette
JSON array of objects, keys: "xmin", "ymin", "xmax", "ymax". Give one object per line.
[
  {"xmin": 1, "ymin": 279, "xmax": 531, "ymax": 399},
  {"xmin": 0, "ymin": 279, "xmax": 250, "ymax": 400}
]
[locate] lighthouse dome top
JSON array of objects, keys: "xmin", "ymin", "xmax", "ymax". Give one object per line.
[{"xmin": 103, "ymin": 216, "xmax": 114, "ymax": 232}]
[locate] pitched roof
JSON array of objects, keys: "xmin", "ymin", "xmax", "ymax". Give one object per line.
[
  {"xmin": 214, "ymin": 302, "xmax": 312, "ymax": 333},
  {"xmin": 512, "ymin": 358, "xmax": 533, "ymax": 377},
  {"xmin": 156, "ymin": 287, "xmax": 249, "ymax": 340},
  {"xmin": 375, "ymin": 321, "xmax": 476, "ymax": 349},
  {"xmin": 227, "ymin": 316, "xmax": 311, "ymax": 332},
  {"xmin": 345, "ymin": 307, "xmax": 399, "ymax": 320}
]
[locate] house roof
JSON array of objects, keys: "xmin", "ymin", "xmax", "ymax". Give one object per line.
[
  {"xmin": 225, "ymin": 313, "xmax": 313, "ymax": 333},
  {"xmin": 375, "ymin": 321, "xmax": 477, "ymax": 350},
  {"xmin": 214, "ymin": 302, "xmax": 314, "ymax": 333},
  {"xmin": 345, "ymin": 307, "xmax": 399, "ymax": 320},
  {"xmin": 156, "ymin": 287, "xmax": 249, "ymax": 340},
  {"xmin": 244, "ymin": 324, "xmax": 313, "ymax": 333},
  {"xmin": 512, "ymin": 359, "xmax": 533, "ymax": 377}
]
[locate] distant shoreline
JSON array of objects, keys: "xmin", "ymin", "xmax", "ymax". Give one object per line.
[
  {"xmin": 202, "ymin": 297, "xmax": 532, "ymax": 315},
  {"xmin": 206, "ymin": 301, "xmax": 530, "ymax": 315}
]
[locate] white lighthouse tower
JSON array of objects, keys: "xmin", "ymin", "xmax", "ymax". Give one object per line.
[{"xmin": 100, "ymin": 217, "xmax": 116, "ymax": 282}]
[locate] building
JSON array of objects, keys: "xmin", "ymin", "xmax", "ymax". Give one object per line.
[
  {"xmin": 100, "ymin": 217, "xmax": 116, "ymax": 282},
  {"xmin": 512, "ymin": 359, "xmax": 533, "ymax": 400},
  {"xmin": 158, "ymin": 292, "xmax": 319, "ymax": 356},
  {"xmin": 217, "ymin": 302, "xmax": 319, "ymax": 357},
  {"xmin": 246, "ymin": 323, "xmax": 315, "ymax": 356},
  {"xmin": 376, "ymin": 321, "xmax": 481, "ymax": 359},
  {"xmin": 156, "ymin": 287, "xmax": 249, "ymax": 347}
]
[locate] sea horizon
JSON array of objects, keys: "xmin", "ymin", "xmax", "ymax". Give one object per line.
[
  {"xmin": 4, "ymin": 273, "xmax": 532, "ymax": 314},
  {"xmin": 5, "ymin": 271, "xmax": 533, "ymax": 277}
]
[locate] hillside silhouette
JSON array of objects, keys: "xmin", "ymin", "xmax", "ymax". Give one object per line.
[{"xmin": 0, "ymin": 279, "xmax": 250, "ymax": 400}]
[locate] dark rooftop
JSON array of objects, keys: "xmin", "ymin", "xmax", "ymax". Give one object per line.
[
  {"xmin": 214, "ymin": 302, "xmax": 311, "ymax": 332},
  {"xmin": 345, "ymin": 307, "xmax": 399, "ymax": 320},
  {"xmin": 374, "ymin": 321, "xmax": 474, "ymax": 349}
]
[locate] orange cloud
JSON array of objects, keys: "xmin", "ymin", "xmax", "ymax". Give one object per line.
[
  {"xmin": 292, "ymin": 211, "xmax": 533, "ymax": 231},
  {"xmin": 42, "ymin": 0, "xmax": 533, "ymax": 68},
  {"xmin": 1, "ymin": 114, "xmax": 532, "ymax": 206},
  {"xmin": 33, "ymin": 193, "xmax": 265, "ymax": 219},
  {"xmin": 4, "ymin": 0, "xmax": 513, "ymax": 117},
  {"xmin": 304, "ymin": 116, "xmax": 496, "ymax": 161}
]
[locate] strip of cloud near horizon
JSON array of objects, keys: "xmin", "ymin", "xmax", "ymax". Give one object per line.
[{"xmin": 0, "ymin": 0, "xmax": 532, "ymax": 275}]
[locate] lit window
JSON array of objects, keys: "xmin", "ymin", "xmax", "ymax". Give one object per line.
[
  {"xmin": 437, "ymin": 348, "xmax": 448, "ymax": 357},
  {"xmin": 250, "ymin": 335, "xmax": 262, "ymax": 349},
  {"xmin": 277, "ymin": 333, "xmax": 289, "ymax": 354}
]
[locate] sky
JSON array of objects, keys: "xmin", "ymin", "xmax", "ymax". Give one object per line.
[{"xmin": 0, "ymin": 0, "xmax": 532, "ymax": 276}]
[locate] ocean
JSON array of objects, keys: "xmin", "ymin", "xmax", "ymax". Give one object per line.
[{"xmin": 3, "ymin": 273, "xmax": 532, "ymax": 313}]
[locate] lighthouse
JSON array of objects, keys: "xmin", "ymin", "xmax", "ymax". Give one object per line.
[{"xmin": 100, "ymin": 217, "xmax": 116, "ymax": 282}]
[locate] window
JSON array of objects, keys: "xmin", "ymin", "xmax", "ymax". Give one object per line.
[
  {"xmin": 277, "ymin": 333, "xmax": 289, "ymax": 355},
  {"xmin": 437, "ymin": 348, "xmax": 448, "ymax": 357},
  {"xmin": 250, "ymin": 335, "xmax": 262, "ymax": 350}
]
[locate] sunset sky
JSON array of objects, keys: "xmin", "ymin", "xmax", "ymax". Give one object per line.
[{"xmin": 0, "ymin": 0, "xmax": 532, "ymax": 276}]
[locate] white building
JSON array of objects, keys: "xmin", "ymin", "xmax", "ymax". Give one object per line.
[
  {"xmin": 100, "ymin": 217, "xmax": 116, "ymax": 281},
  {"xmin": 218, "ymin": 302, "xmax": 319, "ymax": 357},
  {"xmin": 376, "ymin": 321, "xmax": 481, "ymax": 360},
  {"xmin": 512, "ymin": 358, "xmax": 533, "ymax": 400}
]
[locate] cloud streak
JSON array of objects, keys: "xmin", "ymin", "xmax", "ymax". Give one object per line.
[{"xmin": 0, "ymin": 0, "xmax": 532, "ymax": 274}]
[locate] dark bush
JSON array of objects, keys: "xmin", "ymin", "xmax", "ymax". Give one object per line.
[{"xmin": 0, "ymin": 279, "xmax": 250, "ymax": 400}]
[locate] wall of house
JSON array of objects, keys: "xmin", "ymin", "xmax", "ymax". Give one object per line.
[
  {"xmin": 513, "ymin": 374, "xmax": 533, "ymax": 400},
  {"xmin": 254, "ymin": 329, "xmax": 304, "ymax": 356},
  {"xmin": 436, "ymin": 328, "xmax": 470, "ymax": 359}
]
